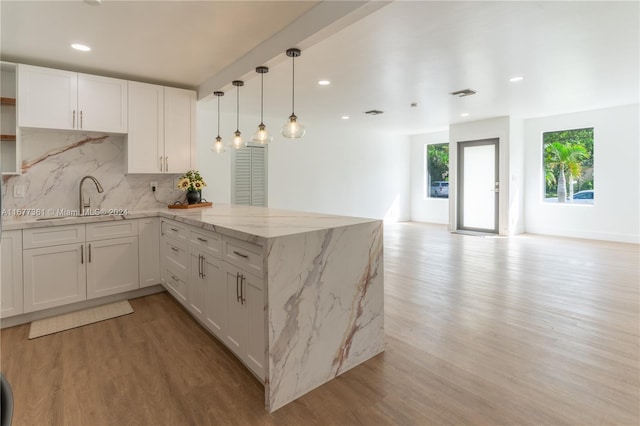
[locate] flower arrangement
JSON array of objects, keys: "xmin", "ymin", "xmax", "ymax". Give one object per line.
[{"xmin": 177, "ymin": 170, "xmax": 207, "ymax": 192}]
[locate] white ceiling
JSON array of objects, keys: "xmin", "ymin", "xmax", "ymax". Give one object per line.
[{"xmin": 2, "ymin": 1, "xmax": 639, "ymax": 135}]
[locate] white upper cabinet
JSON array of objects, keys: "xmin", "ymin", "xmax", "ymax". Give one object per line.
[
  {"xmin": 77, "ymin": 73, "xmax": 128, "ymax": 133},
  {"xmin": 18, "ymin": 64, "xmax": 127, "ymax": 133},
  {"xmin": 164, "ymin": 87, "xmax": 195, "ymax": 173},
  {"xmin": 126, "ymin": 81, "xmax": 164, "ymax": 173},
  {"xmin": 126, "ymin": 83, "xmax": 195, "ymax": 174}
]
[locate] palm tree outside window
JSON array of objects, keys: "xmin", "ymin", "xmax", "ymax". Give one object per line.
[{"xmin": 543, "ymin": 128, "xmax": 594, "ymax": 204}]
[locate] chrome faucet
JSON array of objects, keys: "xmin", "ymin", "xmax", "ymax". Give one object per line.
[{"xmin": 79, "ymin": 175, "xmax": 104, "ymax": 215}]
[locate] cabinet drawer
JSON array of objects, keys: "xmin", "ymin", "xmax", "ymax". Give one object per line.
[
  {"xmin": 86, "ymin": 220, "xmax": 138, "ymax": 241},
  {"xmin": 163, "ymin": 267, "xmax": 187, "ymax": 305},
  {"xmin": 161, "ymin": 220, "xmax": 188, "ymax": 242},
  {"xmin": 189, "ymin": 228, "xmax": 222, "ymax": 259},
  {"xmin": 23, "ymin": 224, "xmax": 85, "ymax": 249},
  {"xmin": 223, "ymin": 236, "xmax": 263, "ymax": 277},
  {"xmin": 163, "ymin": 237, "xmax": 188, "ymax": 271}
]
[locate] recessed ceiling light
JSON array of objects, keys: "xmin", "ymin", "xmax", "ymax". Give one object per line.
[
  {"xmin": 341, "ymin": 116, "xmax": 350, "ymax": 120},
  {"xmin": 318, "ymin": 80, "xmax": 331, "ymax": 86},
  {"xmin": 461, "ymin": 113, "xmax": 469, "ymax": 117},
  {"xmin": 71, "ymin": 43, "xmax": 91, "ymax": 52},
  {"xmin": 509, "ymin": 76, "xmax": 524, "ymax": 82}
]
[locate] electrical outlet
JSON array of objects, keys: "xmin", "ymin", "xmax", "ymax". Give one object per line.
[
  {"xmin": 150, "ymin": 181, "xmax": 157, "ymax": 192},
  {"xmin": 13, "ymin": 184, "xmax": 25, "ymax": 198}
]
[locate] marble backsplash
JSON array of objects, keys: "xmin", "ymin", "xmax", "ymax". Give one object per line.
[{"xmin": 1, "ymin": 129, "xmax": 186, "ymax": 215}]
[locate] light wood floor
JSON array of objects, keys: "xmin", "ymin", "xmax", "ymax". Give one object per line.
[{"xmin": 2, "ymin": 223, "xmax": 638, "ymax": 425}]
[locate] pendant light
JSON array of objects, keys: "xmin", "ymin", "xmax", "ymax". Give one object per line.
[
  {"xmin": 281, "ymin": 48, "xmax": 305, "ymax": 139},
  {"xmin": 211, "ymin": 91, "xmax": 226, "ymax": 153},
  {"xmin": 230, "ymin": 80, "xmax": 245, "ymax": 150},
  {"xmin": 251, "ymin": 66, "xmax": 272, "ymax": 144}
]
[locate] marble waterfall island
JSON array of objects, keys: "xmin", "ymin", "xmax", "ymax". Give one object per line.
[{"xmin": 163, "ymin": 206, "xmax": 385, "ymax": 412}]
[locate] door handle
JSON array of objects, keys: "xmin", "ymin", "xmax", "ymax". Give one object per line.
[{"xmin": 201, "ymin": 255, "xmax": 206, "ymax": 279}]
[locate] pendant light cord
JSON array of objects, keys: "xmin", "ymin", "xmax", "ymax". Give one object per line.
[
  {"xmin": 291, "ymin": 54, "xmax": 295, "ymax": 114},
  {"xmin": 236, "ymin": 84, "xmax": 240, "ymax": 131},
  {"xmin": 217, "ymin": 95, "xmax": 220, "ymax": 137},
  {"xmin": 260, "ymin": 72, "xmax": 264, "ymax": 123}
]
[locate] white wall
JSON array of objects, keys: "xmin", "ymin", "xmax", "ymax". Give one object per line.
[
  {"xmin": 197, "ymin": 104, "xmax": 411, "ymax": 221},
  {"xmin": 449, "ymin": 116, "xmax": 525, "ymax": 235},
  {"xmin": 524, "ymin": 104, "xmax": 640, "ymax": 243},
  {"xmin": 410, "ymin": 130, "xmax": 449, "ymax": 224}
]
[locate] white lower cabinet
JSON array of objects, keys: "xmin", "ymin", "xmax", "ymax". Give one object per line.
[
  {"xmin": 23, "ymin": 242, "xmax": 86, "ymax": 313},
  {"xmin": 86, "ymin": 236, "xmax": 139, "ymax": 299},
  {"xmin": 1, "ymin": 230, "xmax": 24, "ymax": 318},
  {"xmin": 22, "ymin": 221, "xmax": 141, "ymax": 313},
  {"xmin": 138, "ymin": 217, "xmax": 160, "ymax": 287},
  {"xmin": 223, "ymin": 262, "xmax": 265, "ymax": 379},
  {"xmin": 188, "ymin": 248, "xmax": 225, "ymax": 332}
]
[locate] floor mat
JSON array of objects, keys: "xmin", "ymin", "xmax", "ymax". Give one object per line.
[{"xmin": 28, "ymin": 300, "xmax": 133, "ymax": 339}]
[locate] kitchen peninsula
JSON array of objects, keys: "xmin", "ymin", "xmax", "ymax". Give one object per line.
[{"xmin": 1, "ymin": 204, "xmax": 385, "ymax": 412}]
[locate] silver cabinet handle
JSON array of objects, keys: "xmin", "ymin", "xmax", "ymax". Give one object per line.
[
  {"xmin": 171, "ymin": 246, "xmax": 179, "ymax": 252},
  {"xmin": 81, "ymin": 244, "xmax": 84, "ymax": 264},
  {"xmin": 197, "ymin": 237, "xmax": 207, "ymax": 243},
  {"xmin": 165, "ymin": 156, "xmax": 168, "ymax": 172},
  {"xmin": 73, "ymin": 110, "xmax": 76, "ymax": 129},
  {"xmin": 236, "ymin": 272, "xmax": 241, "ymax": 302},
  {"xmin": 88, "ymin": 243, "xmax": 92, "ymax": 263},
  {"xmin": 233, "ymin": 250, "xmax": 248, "ymax": 259},
  {"xmin": 80, "ymin": 110, "xmax": 83, "ymax": 129},
  {"xmin": 159, "ymin": 156, "xmax": 163, "ymax": 172},
  {"xmin": 240, "ymin": 275, "xmax": 246, "ymax": 304},
  {"xmin": 200, "ymin": 255, "xmax": 206, "ymax": 279},
  {"xmin": 170, "ymin": 228, "xmax": 178, "ymax": 232}
]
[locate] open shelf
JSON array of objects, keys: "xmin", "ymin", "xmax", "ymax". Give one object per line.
[
  {"xmin": 1, "ymin": 134, "xmax": 17, "ymax": 141},
  {"xmin": 0, "ymin": 97, "xmax": 16, "ymax": 106}
]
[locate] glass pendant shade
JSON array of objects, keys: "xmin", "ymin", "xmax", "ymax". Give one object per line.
[
  {"xmin": 281, "ymin": 114, "xmax": 305, "ymax": 139},
  {"xmin": 230, "ymin": 130, "xmax": 244, "ymax": 150},
  {"xmin": 212, "ymin": 135, "xmax": 226, "ymax": 153},
  {"xmin": 211, "ymin": 91, "xmax": 226, "ymax": 153},
  {"xmin": 252, "ymin": 123, "xmax": 272, "ymax": 144},
  {"xmin": 281, "ymin": 48, "xmax": 305, "ymax": 139}
]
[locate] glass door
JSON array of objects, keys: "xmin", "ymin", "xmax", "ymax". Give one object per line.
[{"xmin": 457, "ymin": 139, "xmax": 499, "ymax": 233}]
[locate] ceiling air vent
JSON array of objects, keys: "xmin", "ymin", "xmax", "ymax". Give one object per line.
[
  {"xmin": 450, "ymin": 88, "xmax": 477, "ymax": 97},
  {"xmin": 364, "ymin": 110, "xmax": 384, "ymax": 115}
]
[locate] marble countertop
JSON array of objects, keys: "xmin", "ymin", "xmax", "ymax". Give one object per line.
[{"xmin": 1, "ymin": 204, "xmax": 379, "ymax": 242}]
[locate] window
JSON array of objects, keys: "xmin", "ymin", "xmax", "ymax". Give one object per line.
[
  {"xmin": 543, "ymin": 127, "xmax": 594, "ymax": 204},
  {"xmin": 426, "ymin": 143, "xmax": 449, "ymax": 198}
]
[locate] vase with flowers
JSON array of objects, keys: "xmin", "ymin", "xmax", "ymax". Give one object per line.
[{"xmin": 177, "ymin": 170, "xmax": 207, "ymax": 204}]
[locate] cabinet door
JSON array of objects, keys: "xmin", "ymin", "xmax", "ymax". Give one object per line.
[
  {"xmin": 163, "ymin": 87, "xmax": 195, "ymax": 173},
  {"xmin": 138, "ymin": 218, "xmax": 160, "ymax": 287},
  {"xmin": 204, "ymin": 255, "xmax": 225, "ymax": 339},
  {"xmin": 86, "ymin": 237, "xmax": 139, "ymax": 299},
  {"xmin": 23, "ymin": 243, "xmax": 86, "ymax": 312},
  {"xmin": 244, "ymin": 273, "xmax": 265, "ymax": 379},
  {"xmin": 1, "ymin": 230, "xmax": 23, "ymax": 318},
  {"xmin": 187, "ymin": 250, "xmax": 206, "ymax": 321},
  {"xmin": 78, "ymin": 73, "xmax": 128, "ymax": 133},
  {"xmin": 18, "ymin": 64, "xmax": 77, "ymax": 130},
  {"xmin": 223, "ymin": 263, "xmax": 247, "ymax": 355},
  {"xmin": 126, "ymin": 81, "xmax": 164, "ymax": 173}
]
